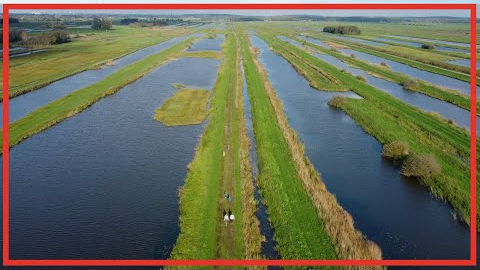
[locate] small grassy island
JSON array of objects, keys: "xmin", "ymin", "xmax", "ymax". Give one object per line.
[{"xmin": 154, "ymin": 89, "xmax": 211, "ymax": 126}]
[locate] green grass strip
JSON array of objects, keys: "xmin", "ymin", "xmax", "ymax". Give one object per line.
[
  {"xmin": 1, "ymin": 38, "xmax": 196, "ymax": 153},
  {"xmin": 239, "ymin": 32, "xmax": 338, "ymax": 261},
  {"xmin": 171, "ymin": 30, "xmax": 245, "ymax": 260}
]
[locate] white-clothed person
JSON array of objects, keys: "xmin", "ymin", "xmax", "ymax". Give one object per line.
[{"xmin": 224, "ymin": 214, "xmax": 229, "ymax": 226}]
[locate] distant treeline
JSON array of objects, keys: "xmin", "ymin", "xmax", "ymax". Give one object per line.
[
  {"xmin": 323, "ymin": 25, "xmax": 361, "ymax": 35},
  {"xmin": 0, "ymin": 18, "xmax": 20, "ymax": 24},
  {"xmin": 1, "ymin": 29, "xmax": 70, "ymax": 46},
  {"xmin": 120, "ymin": 18, "xmax": 139, "ymax": 25},
  {"xmin": 232, "ymin": 17, "xmax": 263, "ymax": 22}
]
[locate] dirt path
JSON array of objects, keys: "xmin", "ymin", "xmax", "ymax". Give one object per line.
[{"xmin": 214, "ymin": 35, "xmax": 239, "ymax": 260}]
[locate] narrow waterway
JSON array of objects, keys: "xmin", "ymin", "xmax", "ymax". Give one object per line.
[
  {"xmin": 280, "ymin": 36, "xmax": 478, "ymax": 135},
  {"xmin": 250, "ymin": 34, "xmax": 472, "ymax": 262},
  {"xmin": 302, "ymin": 36, "xmax": 478, "ymax": 97},
  {"xmin": 1, "ymin": 35, "xmax": 192, "ymax": 123},
  {"xmin": 5, "ymin": 57, "xmax": 219, "ymax": 260},
  {"xmin": 186, "ymin": 34, "xmax": 225, "ymax": 51},
  {"xmin": 240, "ymin": 59, "xmax": 280, "ymax": 262}
]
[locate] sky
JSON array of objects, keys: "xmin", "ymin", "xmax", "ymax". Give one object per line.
[{"xmin": 2, "ymin": 0, "xmax": 478, "ymax": 18}]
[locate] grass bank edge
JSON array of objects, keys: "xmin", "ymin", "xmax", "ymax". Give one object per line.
[{"xmin": 0, "ymin": 38, "xmax": 196, "ymax": 154}]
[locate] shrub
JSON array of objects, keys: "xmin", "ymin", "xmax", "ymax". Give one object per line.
[
  {"xmin": 401, "ymin": 154, "xmax": 441, "ymax": 179},
  {"xmin": 23, "ymin": 30, "xmax": 70, "ymax": 47},
  {"xmin": 382, "ymin": 141, "xmax": 409, "ymax": 160},
  {"xmin": 356, "ymin": 75, "xmax": 366, "ymax": 82},
  {"xmin": 403, "ymin": 79, "xmax": 418, "ymax": 90},
  {"xmin": 380, "ymin": 62, "xmax": 389, "ymax": 68},
  {"xmin": 351, "ymin": 53, "xmax": 356, "ymax": 58},
  {"xmin": 421, "ymin": 43, "xmax": 435, "ymax": 50},
  {"xmin": 328, "ymin": 95, "xmax": 348, "ymax": 108}
]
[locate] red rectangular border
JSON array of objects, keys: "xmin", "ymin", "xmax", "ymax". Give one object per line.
[{"xmin": 2, "ymin": 3, "xmax": 477, "ymax": 267}]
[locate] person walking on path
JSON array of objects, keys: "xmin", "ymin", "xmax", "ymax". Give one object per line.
[{"xmin": 224, "ymin": 210, "xmax": 229, "ymax": 226}]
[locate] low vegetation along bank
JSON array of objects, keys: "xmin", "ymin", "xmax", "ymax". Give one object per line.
[
  {"xmin": 0, "ymin": 38, "xmax": 196, "ymax": 153},
  {"xmin": 257, "ymin": 32, "xmax": 478, "ymax": 230},
  {"xmin": 153, "ymin": 89, "xmax": 211, "ymax": 126},
  {"xmin": 240, "ymin": 29, "xmax": 382, "ymax": 265},
  {"xmin": 170, "ymin": 28, "xmax": 262, "ymax": 261},
  {"xmin": 291, "ymin": 35, "xmax": 477, "ymax": 113}
]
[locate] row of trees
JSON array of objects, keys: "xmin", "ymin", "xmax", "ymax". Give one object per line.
[
  {"xmin": 92, "ymin": 17, "xmax": 112, "ymax": 30},
  {"xmin": 323, "ymin": 25, "xmax": 361, "ymax": 35}
]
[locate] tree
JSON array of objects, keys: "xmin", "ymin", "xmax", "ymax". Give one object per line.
[{"xmin": 91, "ymin": 17, "xmax": 112, "ymax": 30}]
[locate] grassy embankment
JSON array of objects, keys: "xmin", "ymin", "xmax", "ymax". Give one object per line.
[
  {"xmin": 289, "ymin": 35, "xmax": 478, "ymax": 113},
  {"xmin": 1, "ymin": 26, "xmax": 195, "ymax": 99},
  {"xmin": 153, "ymin": 89, "xmax": 211, "ymax": 126},
  {"xmin": 356, "ymin": 36, "xmax": 473, "ymax": 59},
  {"xmin": 0, "ymin": 38, "xmax": 196, "ymax": 153},
  {"xmin": 379, "ymin": 35, "xmax": 472, "ymax": 52},
  {"xmin": 240, "ymin": 29, "xmax": 382, "ymax": 264},
  {"xmin": 258, "ymin": 32, "xmax": 479, "ymax": 229},
  {"xmin": 170, "ymin": 28, "xmax": 262, "ymax": 261},
  {"xmin": 309, "ymin": 33, "xmax": 478, "ymax": 85},
  {"xmin": 178, "ymin": 51, "xmax": 223, "ymax": 59}
]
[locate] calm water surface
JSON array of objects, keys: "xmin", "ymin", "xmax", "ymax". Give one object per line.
[
  {"xmin": 5, "ymin": 57, "xmax": 219, "ymax": 261},
  {"xmin": 186, "ymin": 34, "xmax": 225, "ymax": 51}
]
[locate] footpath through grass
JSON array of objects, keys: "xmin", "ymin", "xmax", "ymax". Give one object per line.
[
  {"xmin": 0, "ymin": 38, "xmax": 195, "ymax": 153},
  {"xmin": 257, "ymin": 31, "xmax": 479, "ymax": 230},
  {"xmin": 171, "ymin": 27, "xmax": 262, "ymax": 261},
  {"xmin": 153, "ymin": 89, "xmax": 211, "ymax": 126}
]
